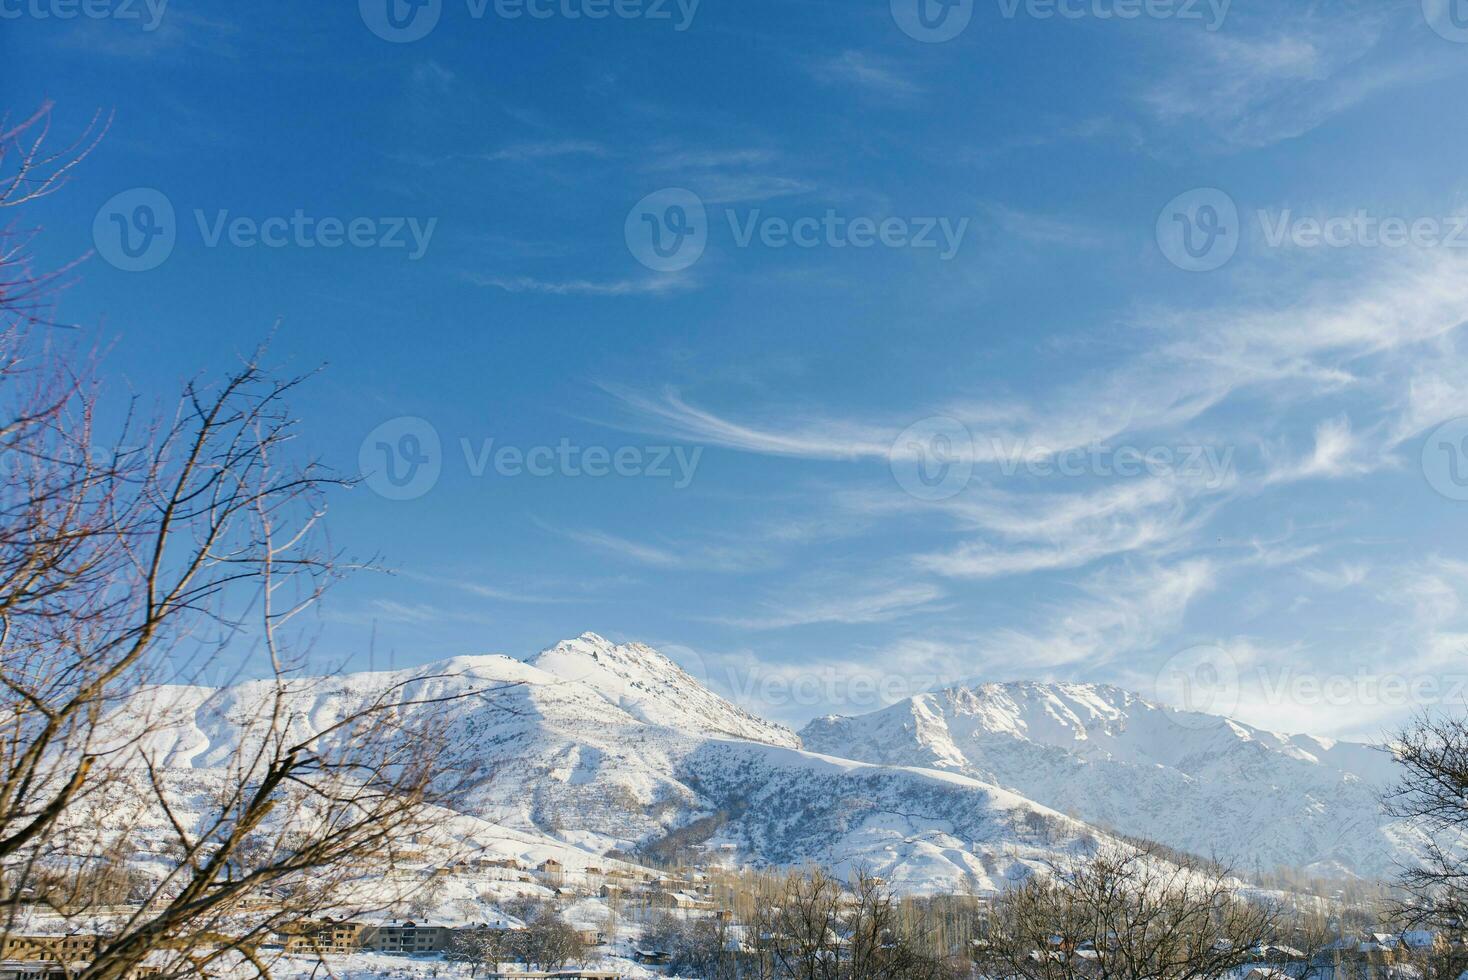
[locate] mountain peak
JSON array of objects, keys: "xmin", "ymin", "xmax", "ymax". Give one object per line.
[{"xmin": 528, "ymin": 633, "xmax": 799, "ymax": 749}]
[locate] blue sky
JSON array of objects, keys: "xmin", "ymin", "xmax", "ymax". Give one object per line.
[{"xmin": 8, "ymin": 0, "xmax": 1468, "ymax": 740}]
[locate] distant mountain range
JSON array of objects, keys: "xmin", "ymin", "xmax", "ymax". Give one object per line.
[
  {"xmin": 135, "ymin": 632, "xmax": 1420, "ymax": 891},
  {"xmin": 801, "ymin": 680, "xmax": 1408, "ymax": 880}
]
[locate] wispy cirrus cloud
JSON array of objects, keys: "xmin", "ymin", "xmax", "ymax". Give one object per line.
[
  {"xmin": 1300, "ymin": 561, "xmax": 1371, "ymax": 590},
  {"xmin": 540, "ymin": 523, "xmax": 775, "ymax": 573},
  {"xmin": 479, "ymin": 140, "xmax": 611, "ymax": 162},
  {"xmin": 471, "ymin": 274, "xmax": 697, "ymax": 296},
  {"xmin": 605, "ymin": 248, "xmax": 1468, "ymax": 485},
  {"xmin": 1138, "ymin": 9, "xmax": 1443, "ymax": 149},
  {"xmin": 1261, "ymin": 416, "xmax": 1382, "ymax": 485},
  {"xmin": 809, "ymin": 51, "xmax": 923, "ymax": 100},
  {"xmin": 982, "ymin": 203, "xmax": 1113, "ymax": 250},
  {"xmin": 966, "ymin": 559, "xmax": 1218, "ymax": 673},
  {"xmin": 703, "ymin": 580, "xmax": 947, "ymax": 630},
  {"xmin": 638, "ymin": 143, "xmax": 816, "ymax": 204}
]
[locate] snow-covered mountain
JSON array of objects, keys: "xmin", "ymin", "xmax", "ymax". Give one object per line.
[
  {"xmin": 800, "ymin": 681, "xmax": 1409, "ymax": 880},
  {"xmin": 128, "ymin": 635, "xmax": 1417, "ymax": 890},
  {"xmin": 526, "ymin": 633, "xmax": 798, "ymax": 748},
  {"xmin": 128, "ymin": 635, "xmax": 1109, "ymax": 894}
]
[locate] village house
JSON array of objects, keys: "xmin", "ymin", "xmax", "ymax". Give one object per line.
[
  {"xmin": 1, "ymin": 935, "xmax": 102, "ymax": 964},
  {"xmin": 370, "ymin": 921, "xmax": 456, "ymax": 955},
  {"xmin": 0, "ymin": 962, "xmax": 70, "ymax": 980},
  {"xmin": 537, "ymin": 858, "xmax": 565, "ymax": 885},
  {"xmin": 1243, "ymin": 967, "xmax": 1293, "ymax": 980},
  {"xmin": 647, "ymin": 891, "xmax": 717, "ymax": 912},
  {"xmin": 279, "ymin": 919, "xmax": 371, "ymax": 954},
  {"xmin": 474, "ymin": 856, "xmax": 526, "ymax": 872}
]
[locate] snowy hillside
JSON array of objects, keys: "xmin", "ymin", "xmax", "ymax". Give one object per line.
[
  {"xmin": 118, "ymin": 635, "xmax": 1110, "ymax": 894},
  {"xmin": 120, "ymin": 636, "xmax": 1417, "ymax": 890},
  {"xmin": 800, "ymin": 681, "xmax": 1408, "ymax": 880}
]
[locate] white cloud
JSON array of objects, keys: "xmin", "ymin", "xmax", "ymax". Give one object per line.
[
  {"xmin": 809, "ymin": 51, "xmax": 923, "ymax": 99},
  {"xmin": 1262, "ymin": 416, "xmax": 1380, "ymax": 484},
  {"xmin": 1138, "ymin": 12, "xmax": 1435, "ymax": 149},
  {"xmin": 479, "ymin": 140, "xmax": 610, "ymax": 162},
  {"xmin": 984, "ymin": 203, "xmax": 1112, "ymax": 250},
  {"xmin": 1300, "ymin": 561, "xmax": 1371, "ymax": 590},
  {"xmin": 542, "ymin": 524, "xmax": 773, "ymax": 573},
  {"xmin": 472, "ymin": 274, "xmax": 697, "ymax": 296},
  {"xmin": 968, "ymin": 559, "xmax": 1217, "ymax": 673},
  {"xmin": 705, "ymin": 581, "xmax": 947, "ymax": 631}
]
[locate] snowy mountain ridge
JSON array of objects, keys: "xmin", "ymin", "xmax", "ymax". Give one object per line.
[
  {"xmin": 126, "ymin": 633, "xmax": 1420, "ymax": 890},
  {"xmin": 800, "ymin": 679, "xmax": 1409, "ymax": 880}
]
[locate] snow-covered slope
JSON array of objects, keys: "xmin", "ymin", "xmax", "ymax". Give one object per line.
[
  {"xmin": 124, "ymin": 637, "xmax": 1418, "ymax": 889},
  {"xmin": 527, "ymin": 633, "xmax": 798, "ymax": 748},
  {"xmin": 799, "ymin": 681, "xmax": 1406, "ymax": 880},
  {"xmin": 126, "ymin": 636, "xmax": 1108, "ymax": 894}
]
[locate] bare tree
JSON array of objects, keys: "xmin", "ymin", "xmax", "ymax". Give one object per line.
[
  {"xmin": 1385, "ymin": 713, "xmax": 1468, "ymax": 931},
  {"xmin": 980, "ymin": 846, "xmax": 1277, "ymax": 980},
  {"xmin": 843, "ymin": 869, "xmax": 958, "ymax": 980},
  {"xmin": 514, "ymin": 911, "xmax": 589, "ymax": 971},
  {"xmin": 449, "ymin": 927, "xmax": 514, "ymax": 977},
  {"xmin": 0, "ymin": 107, "xmax": 513, "ymax": 980},
  {"xmin": 756, "ymin": 867, "xmax": 844, "ymax": 980}
]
